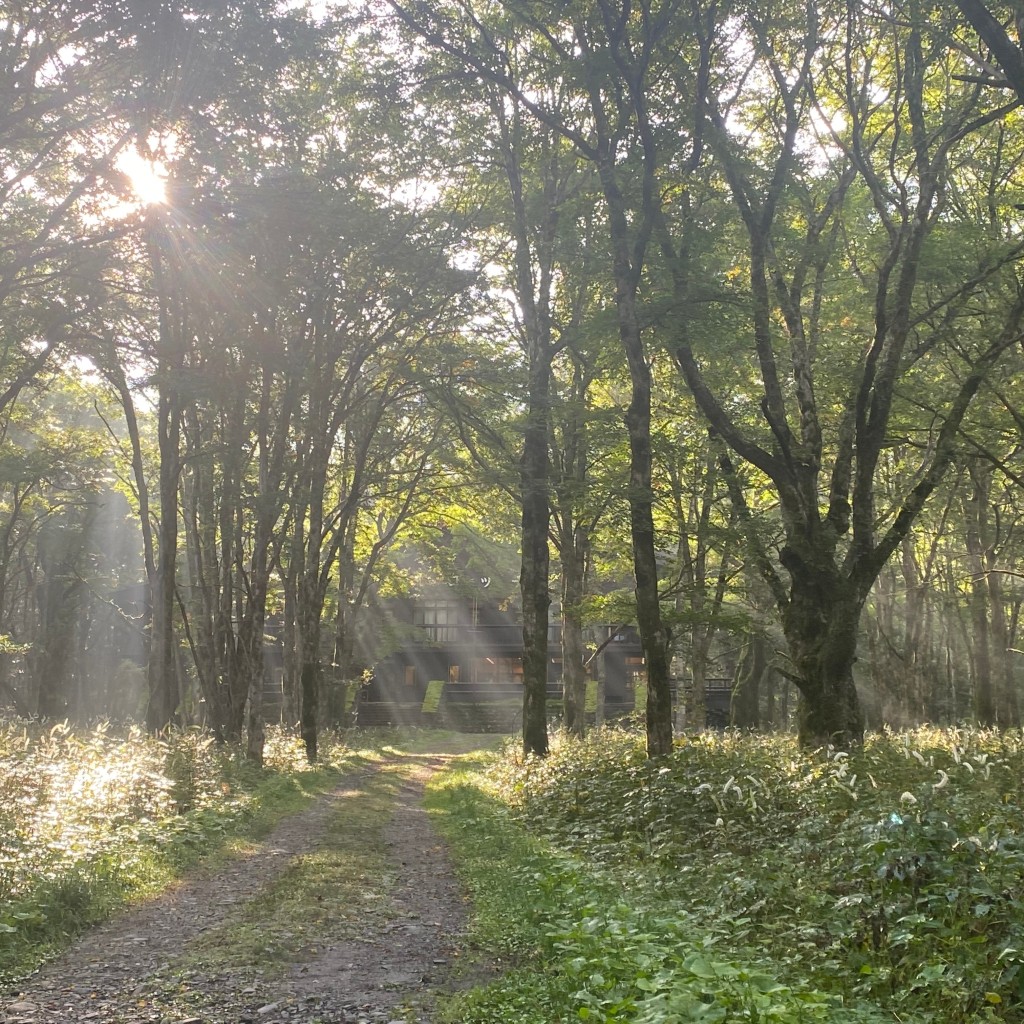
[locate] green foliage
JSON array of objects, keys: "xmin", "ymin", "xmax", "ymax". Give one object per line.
[
  {"xmin": 429, "ymin": 749, "xmax": 843, "ymax": 1024},
  {"xmin": 0, "ymin": 720, "xmax": 352, "ymax": 981},
  {"xmin": 163, "ymin": 729, "xmax": 221, "ymax": 813},
  {"xmin": 433, "ymin": 728, "xmax": 1024, "ymax": 1023},
  {"xmin": 422, "ymin": 680, "xmax": 446, "ymax": 714}
]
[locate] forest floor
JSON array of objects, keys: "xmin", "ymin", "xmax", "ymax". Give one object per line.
[{"xmin": 0, "ymin": 740, "xmax": 496, "ymax": 1024}]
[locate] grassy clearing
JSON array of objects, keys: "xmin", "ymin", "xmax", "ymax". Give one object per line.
[
  {"xmin": 354, "ymin": 727, "xmax": 503, "ymax": 759},
  {"xmin": 428, "ymin": 727, "xmax": 1024, "ymax": 1024},
  {"xmin": 0, "ymin": 721, "xmax": 360, "ymax": 981}
]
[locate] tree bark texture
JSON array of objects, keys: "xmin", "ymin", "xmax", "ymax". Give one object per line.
[
  {"xmin": 731, "ymin": 636, "xmax": 766, "ymax": 729},
  {"xmin": 626, "ymin": 385, "xmax": 673, "ymax": 757},
  {"xmin": 491, "ymin": 95, "xmax": 557, "ymax": 759},
  {"xmin": 560, "ymin": 542, "xmax": 588, "ymax": 739},
  {"xmin": 146, "ymin": 377, "xmax": 182, "ymax": 733},
  {"xmin": 145, "ymin": 278, "xmax": 183, "ymax": 730},
  {"xmin": 780, "ymin": 550, "xmax": 866, "ymax": 747},
  {"xmin": 300, "ymin": 660, "xmax": 319, "ymax": 763},
  {"xmin": 597, "ymin": 153, "xmax": 673, "ymax": 758},
  {"xmin": 521, "ymin": 397, "xmax": 551, "ymax": 756},
  {"xmin": 144, "ymin": 222, "xmax": 189, "ymax": 734}
]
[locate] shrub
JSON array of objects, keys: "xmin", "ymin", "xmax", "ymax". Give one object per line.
[{"xmin": 458, "ymin": 727, "xmax": 1024, "ymax": 1023}]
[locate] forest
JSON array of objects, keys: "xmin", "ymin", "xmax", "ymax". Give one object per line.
[{"xmin": 5, "ymin": 0, "xmax": 1024, "ymax": 758}]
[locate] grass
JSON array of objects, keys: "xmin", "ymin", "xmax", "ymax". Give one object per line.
[
  {"xmin": 185, "ymin": 763, "xmax": 402, "ymax": 971},
  {"xmin": 0, "ymin": 722, "xmax": 498, "ymax": 995},
  {"xmin": 424, "ymin": 752, "xmax": 603, "ymax": 1024},
  {"xmin": 15, "ymin": 721, "xmax": 1018, "ymax": 1022},
  {"xmin": 0, "ymin": 721, "xmax": 360, "ymax": 981},
  {"xmin": 428, "ymin": 727, "xmax": 1024, "ymax": 1024}
]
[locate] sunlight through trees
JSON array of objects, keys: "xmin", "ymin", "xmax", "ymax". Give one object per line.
[{"xmin": 0, "ymin": 0, "xmax": 1023, "ymax": 760}]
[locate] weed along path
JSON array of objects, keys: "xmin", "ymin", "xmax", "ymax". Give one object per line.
[{"xmin": 2, "ymin": 746, "xmax": 483, "ymax": 1024}]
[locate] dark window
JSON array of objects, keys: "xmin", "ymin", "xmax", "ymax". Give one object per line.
[
  {"xmin": 625, "ymin": 656, "xmax": 645, "ymax": 688},
  {"xmin": 414, "ymin": 600, "xmax": 460, "ymax": 642},
  {"xmin": 471, "ymin": 656, "xmax": 524, "ymax": 684}
]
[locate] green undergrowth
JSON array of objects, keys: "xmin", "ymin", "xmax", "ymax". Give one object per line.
[
  {"xmin": 428, "ymin": 727, "xmax": 1024, "ymax": 1024},
  {"xmin": 0, "ymin": 720, "xmax": 363, "ymax": 982}
]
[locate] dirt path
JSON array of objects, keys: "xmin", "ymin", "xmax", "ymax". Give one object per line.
[{"xmin": 2, "ymin": 755, "xmax": 476, "ymax": 1024}]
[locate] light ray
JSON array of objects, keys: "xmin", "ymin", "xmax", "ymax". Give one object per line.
[{"xmin": 116, "ymin": 149, "xmax": 168, "ymax": 207}]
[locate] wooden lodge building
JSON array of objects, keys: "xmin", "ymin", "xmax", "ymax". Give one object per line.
[{"xmin": 359, "ymin": 594, "xmax": 732, "ymax": 730}]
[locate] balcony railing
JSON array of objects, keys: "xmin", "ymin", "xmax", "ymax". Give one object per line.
[
  {"xmin": 416, "ymin": 623, "xmax": 532, "ymax": 646},
  {"xmin": 465, "ymin": 623, "xmax": 527, "ymax": 646},
  {"xmin": 417, "ymin": 625, "xmax": 459, "ymax": 643}
]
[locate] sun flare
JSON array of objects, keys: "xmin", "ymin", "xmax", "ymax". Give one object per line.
[{"xmin": 116, "ymin": 149, "xmax": 168, "ymax": 206}]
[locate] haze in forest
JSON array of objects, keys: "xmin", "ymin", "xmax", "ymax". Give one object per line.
[{"xmin": 2, "ymin": 0, "xmax": 1024, "ymax": 764}]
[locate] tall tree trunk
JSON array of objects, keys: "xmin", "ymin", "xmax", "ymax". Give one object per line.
[
  {"xmin": 146, "ymin": 232, "xmax": 183, "ymax": 732},
  {"xmin": 900, "ymin": 539, "xmax": 923, "ymax": 725},
  {"xmin": 180, "ymin": 404, "xmax": 230, "ymax": 740},
  {"xmin": 333, "ymin": 521, "xmax": 359, "ymax": 728},
  {"xmin": 987, "ymin": 562, "xmax": 1020, "ymax": 727},
  {"xmin": 521, "ymin": 360, "xmax": 551, "ymax": 756},
  {"xmin": 782, "ymin": 563, "xmax": 865, "ymax": 747},
  {"xmin": 687, "ymin": 654, "xmax": 707, "ymax": 729},
  {"xmin": 560, "ymin": 529, "xmax": 588, "ymax": 738},
  {"xmin": 146, "ymin": 376, "xmax": 182, "ymax": 732},
  {"xmin": 220, "ymin": 495, "xmax": 248, "ymax": 743},
  {"xmin": 282, "ymin": 550, "xmax": 300, "ymax": 723},
  {"xmin": 596, "ymin": 154, "xmax": 672, "ymax": 757},
  {"xmin": 487, "ymin": 93, "xmax": 557, "ymax": 759},
  {"xmin": 297, "ymin": 449, "xmax": 331, "ymax": 764},
  {"xmin": 299, "ymin": 593, "xmax": 321, "ymax": 763},
  {"xmin": 731, "ymin": 635, "xmax": 766, "ymax": 728},
  {"xmin": 105, "ymin": 361, "xmax": 156, "ymax": 702},
  {"xmin": 763, "ymin": 664, "xmax": 777, "ymax": 728},
  {"xmin": 243, "ymin": 596, "xmax": 267, "ymax": 766},
  {"xmin": 627, "ymin": 392, "xmax": 673, "ymax": 756},
  {"xmin": 964, "ymin": 466, "xmax": 995, "ymax": 725},
  {"xmin": 670, "ymin": 449, "xmax": 731, "ymax": 731}
]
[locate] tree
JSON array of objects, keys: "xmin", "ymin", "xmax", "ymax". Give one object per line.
[
  {"xmin": 114, "ymin": 1, "xmax": 367, "ymax": 742},
  {"xmin": 551, "ymin": 338, "xmax": 615, "ymax": 739},
  {"xmin": 386, "ymin": 0, "xmax": 677, "ymax": 756},
  {"xmin": 390, "ymin": 0, "xmax": 1024, "ymax": 748},
  {"xmin": 657, "ymin": 418, "xmax": 739, "ymax": 729},
  {"xmin": 481, "ymin": 85, "xmax": 566, "ymax": 758},
  {"xmin": 270, "ymin": 187, "xmax": 470, "ymax": 761},
  {"xmin": 953, "ymin": 0, "xmax": 1024, "ymax": 101},
  {"xmin": 654, "ymin": 0, "xmax": 1024, "ymax": 744},
  {"xmin": 382, "ymin": 17, "xmax": 632, "ymax": 751}
]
